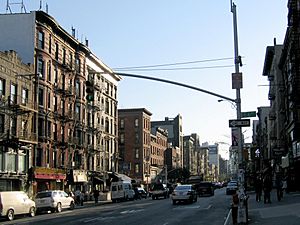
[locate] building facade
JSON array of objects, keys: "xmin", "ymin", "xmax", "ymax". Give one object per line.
[
  {"xmin": 0, "ymin": 10, "xmax": 120, "ymax": 195},
  {"xmin": 0, "ymin": 50, "xmax": 36, "ymax": 192},
  {"xmin": 118, "ymin": 108, "xmax": 152, "ymax": 185},
  {"xmin": 151, "ymin": 114, "xmax": 183, "ymax": 168}
]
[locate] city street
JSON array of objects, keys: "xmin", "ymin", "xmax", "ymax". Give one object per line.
[{"xmin": 0, "ymin": 188, "xmax": 231, "ymax": 225}]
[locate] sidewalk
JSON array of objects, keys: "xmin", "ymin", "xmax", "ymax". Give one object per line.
[{"xmin": 225, "ymin": 190, "xmax": 300, "ymax": 225}]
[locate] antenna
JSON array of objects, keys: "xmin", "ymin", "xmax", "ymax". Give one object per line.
[
  {"xmin": 39, "ymin": 0, "xmax": 42, "ymax": 10},
  {"xmin": 6, "ymin": 0, "xmax": 27, "ymax": 14},
  {"xmin": 46, "ymin": 3, "xmax": 48, "ymax": 13}
]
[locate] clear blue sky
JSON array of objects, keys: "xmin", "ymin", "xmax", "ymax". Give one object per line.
[{"xmin": 1, "ymin": 0, "xmax": 288, "ymax": 159}]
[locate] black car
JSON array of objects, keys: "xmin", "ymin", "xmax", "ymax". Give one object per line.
[{"xmin": 196, "ymin": 182, "xmax": 214, "ymax": 196}]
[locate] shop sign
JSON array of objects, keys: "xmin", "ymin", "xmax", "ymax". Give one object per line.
[{"xmin": 73, "ymin": 170, "xmax": 87, "ymax": 182}]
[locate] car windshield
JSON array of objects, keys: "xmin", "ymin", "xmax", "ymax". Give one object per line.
[
  {"xmin": 35, "ymin": 192, "xmax": 52, "ymax": 198},
  {"xmin": 175, "ymin": 186, "xmax": 191, "ymax": 191}
]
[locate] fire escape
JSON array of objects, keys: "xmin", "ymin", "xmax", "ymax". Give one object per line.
[
  {"xmin": 53, "ymin": 60, "xmax": 77, "ymax": 170},
  {"xmin": 86, "ymin": 72, "xmax": 106, "ymax": 172},
  {"xmin": 0, "ymin": 76, "xmax": 38, "ymax": 156}
]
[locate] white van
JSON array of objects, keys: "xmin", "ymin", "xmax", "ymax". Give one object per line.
[
  {"xmin": 111, "ymin": 181, "xmax": 134, "ymax": 202},
  {"xmin": 0, "ymin": 191, "xmax": 36, "ymax": 221}
]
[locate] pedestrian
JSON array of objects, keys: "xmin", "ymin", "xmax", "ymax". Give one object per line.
[
  {"xmin": 75, "ymin": 189, "xmax": 81, "ymax": 205},
  {"xmin": 282, "ymin": 176, "xmax": 287, "ymax": 193},
  {"xmin": 275, "ymin": 174, "xmax": 283, "ymax": 201},
  {"xmin": 263, "ymin": 173, "xmax": 272, "ymax": 204},
  {"xmin": 254, "ymin": 175, "xmax": 262, "ymax": 202},
  {"xmin": 93, "ymin": 188, "xmax": 99, "ymax": 204}
]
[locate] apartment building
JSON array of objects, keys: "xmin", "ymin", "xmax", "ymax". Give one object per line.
[
  {"xmin": 0, "ymin": 10, "xmax": 120, "ymax": 194},
  {"xmin": 151, "ymin": 114, "xmax": 184, "ymax": 168},
  {"xmin": 118, "ymin": 108, "xmax": 152, "ymax": 184},
  {"xmin": 0, "ymin": 50, "xmax": 36, "ymax": 192}
]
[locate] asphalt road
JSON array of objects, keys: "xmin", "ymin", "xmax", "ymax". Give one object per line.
[{"xmin": 1, "ymin": 188, "xmax": 232, "ymax": 225}]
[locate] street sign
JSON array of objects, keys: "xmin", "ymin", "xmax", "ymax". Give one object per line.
[
  {"xmin": 229, "ymin": 119, "xmax": 250, "ymax": 127},
  {"xmin": 241, "ymin": 111, "xmax": 256, "ymax": 118}
]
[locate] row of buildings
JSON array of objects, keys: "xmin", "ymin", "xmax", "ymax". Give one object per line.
[
  {"xmin": 252, "ymin": 0, "xmax": 300, "ymax": 191},
  {"xmin": 0, "ymin": 9, "xmax": 227, "ymax": 196}
]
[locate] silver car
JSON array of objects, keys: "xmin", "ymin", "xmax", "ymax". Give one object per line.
[
  {"xmin": 171, "ymin": 184, "xmax": 197, "ymax": 205},
  {"xmin": 35, "ymin": 190, "xmax": 75, "ymax": 213}
]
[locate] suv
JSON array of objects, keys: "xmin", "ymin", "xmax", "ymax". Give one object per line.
[
  {"xmin": 151, "ymin": 183, "xmax": 168, "ymax": 200},
  {"xmin": 35, "ymin": 190, "xmax": 75, "ymax": 213},
  {"xmin": 196, "ymin": 182, "xmax": 215, "ymax": 196}
]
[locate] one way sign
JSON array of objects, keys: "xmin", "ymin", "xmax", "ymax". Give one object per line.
[{"xmin": 229, "ymin": 119, "xmax": 250, "ymax": 127}]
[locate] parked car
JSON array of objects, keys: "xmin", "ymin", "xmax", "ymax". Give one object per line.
[
  {"xmin": 34, "ymin": 190, "xmax": 75, "ymax": 213},
  {"xmin": 196, "ymin": 182, "xmax": 215, "ymax": 196},
  {"xmin": 0, "ymin": 191, "xmax": 36, "ymax": 221},
  {"xmin": 151, "ymin": 183, "xmax": 169, "ymax": 200},
  {"xmin": 137, "ymin": 187, "xmax": 148, "ymax": 199},
  {"xmin": 226, "ymin": 182, "xmax": 238, "ymax": 195},
  {"xmin": 171, "ymin": 184, "xmax": 197, "ymax": 205}
]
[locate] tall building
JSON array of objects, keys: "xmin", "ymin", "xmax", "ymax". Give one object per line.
[
  {"xmin": 183, "ymin": 135, "xmax": 196, "ymax": 174},
  {"xmin": 0, "ymin": 10, "xmax": 120, "ymax": 194},
  {"xmin": 151, "ymin": 114, "xmax": 183, "ymax": 168},
  {"xmin": 118, "ymin": 108, "xmax": 152, "ymax": 185},
  {"xmin": 202, "ymin": 142, "xmax": 220, "ymax": 180}
]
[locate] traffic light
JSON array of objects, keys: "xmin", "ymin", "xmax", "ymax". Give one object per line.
[{"xmin": 86, "ymin": 80, "xmax": 94, "ymax": 102}]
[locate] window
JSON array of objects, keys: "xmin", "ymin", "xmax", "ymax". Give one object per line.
[
  {"xmin": 10, "ymin": 117, "xmax": 17, "ymax": 136},
  {"xmin": 135, "ymin": 148, "xmax": 139, "ymax": 159},
  {"xmin": 105, "ymin": 99, "xmax": 109, "ymax": 114},
  {"xmin": 0, "ymin": 79, "xmax": 5, "ymax": 96},
  {"xmin": 38, "ymin": 31, "xmax": 44, "ymax": 49},
  {"xmin": 37, "ymin": 58, "xmax": 44, "ymax": 79},
  {"xmin": 75, "ymin": 80, "xmax": 80, "ymax": 97},
  {"xmin": 10, "ymin": 84, "xmax": 17, "ymax": 105},
  {"xmin": 69, "ymin": 53, "xmax": 73, "ymax": 68},
  {"xmin": 54, "ymin": 66, "xmax": 58, "ymax": 83},
  {"xmin": 120, "ymin": 133, "xmax": 124, "ymax": 144},
  {"xmin": 47, "ymin": 92, "xmax": 51, "ymax": 109},
  {"xmin": 135, "ymin": 133, "xmax": 139, "ymax": 144},
  {"xmin": 135, "ymin": 163, "xmax": 139, "ymax": 173},
  {"xmin": 38, "ymin": 88, "xmax": 44, "ymax": 106},
  {"xmin": 53, "ymin": 96, "xmax": 57, "ymax": 111},
  {"xmin": 0, "ymin": 114, "xmax": 4, "ymax": 133},
  {"xmin": 49, "ymin": 34, "xmax": 52, "ymax": 54},
  {"xmin": 134, "ymin": 118, "xmax": 139, "ymax": 127},
  {"xmin": 21, "ymin": 88, "xmax": 28, "ymax": 105},
  {"xmin": 75, "ymin": 104, "xmax": 80, "ymax": 120},
  {"xmin": 47, "ymin": 61, "xmax": 51, "ymax": 82},
  {"xmin": 62, "ymin": 48, "xmax": 66, "ymax": 65},
  {"xmin": 75, "ymin": 56, "xmax": 81, "ymax": 73},
  {"xmin": 55, "ymin": 43, "xmax": 59, "ymax": 60},
  {"xmin": 120, "ymin": 119, "xmax": 124, "ymax": 129}
]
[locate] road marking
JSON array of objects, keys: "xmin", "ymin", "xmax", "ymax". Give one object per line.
[
  {"xmin": 120, "ymin": 209, "xmax": 145, "ymax": 214},
  {"xmin": 204, "ymin": 204, "xmax": 212, "ymax": 210}
]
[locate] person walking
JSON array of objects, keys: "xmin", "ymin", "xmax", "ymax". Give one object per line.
[
  {"xmin": 93, "ymin": 189, "xmax": 99, "ymax": 204},
  {"xmin": 263, "ymin": 173, "xmax": 272, "ymax": 204},
  {"xmin": 254, "ymin": 175, "xmax": 263, "ymax": 202},
  {"xmin": 275, "ymin": 173, "xmax": 283, "ymax": 201}
]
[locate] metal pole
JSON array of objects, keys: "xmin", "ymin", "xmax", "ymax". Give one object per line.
[{"xmin": 231, "ymin": 1, "xmax": 243, "ymax": 179}]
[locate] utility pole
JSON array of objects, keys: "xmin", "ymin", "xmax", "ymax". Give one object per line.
[
  {"xmin": 231, "ymin": 0, "xmax": 244, "ymax": 183},
  {"xmin": 231, "ymin": 1, "xmax": 248, "ymax": 224}
]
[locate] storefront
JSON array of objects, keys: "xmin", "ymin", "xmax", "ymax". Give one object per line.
[{"xmin": 31, "ymin": 167, "xmax": 66, "ymax": 195}]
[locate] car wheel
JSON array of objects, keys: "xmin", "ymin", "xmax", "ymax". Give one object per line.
[
  {"xmin": 152, "ymin": 196, "xmax": 155, "ymax": 200},
  {"xmin": 29, "ymin": 206, "xmax": 36, "ymax": 217},
  {"xmin": 56, "ymin": 203, "xmax": 62, "ymax": 213},
  {"xmin": 6, "ymin": 209, "xmax": 14, "ymax": 221},
  {"xmin": 70, "ymin": 202, "xmax": 75, "ymax": 210},
  {"xmin": 173, "ymin": 200, "xmax": 176, "ymax": 205}
]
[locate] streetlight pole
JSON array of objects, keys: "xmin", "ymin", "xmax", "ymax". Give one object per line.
[{"xmin": 231, "ymin": 0, "xmax": 243, "ymax": 182}]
